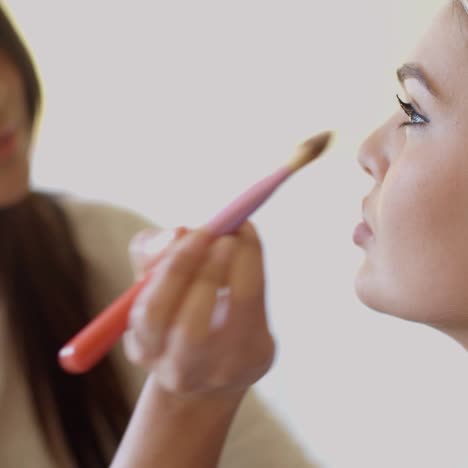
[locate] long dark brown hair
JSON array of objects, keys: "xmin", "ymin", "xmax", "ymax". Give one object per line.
[{"xmin": 0, "ymin": 5, "xmax": 131, "ymax": 467}]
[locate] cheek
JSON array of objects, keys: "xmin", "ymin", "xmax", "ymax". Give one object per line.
[
  {"xmin": 18, "ymin": 125, "xmax": 31, "ymax": 154},
  {"xmin": 365, "ymin": 149, "xmax": 468, "ymax": 323}
]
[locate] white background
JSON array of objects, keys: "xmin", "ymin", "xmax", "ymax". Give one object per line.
[{"xmin": 6, "ymin": 1, "xmax": 468, "ymax": 466}]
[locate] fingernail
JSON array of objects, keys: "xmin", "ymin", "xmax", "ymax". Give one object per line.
[
  {"xmin": 175, "ymin": 226, "xmax": 190, "ymax": 240},
  {"xmin": 129, "ymin": 228, "xmax": 155, "ymax": 254},
  {"xmin": 142, "ymin": 229, "xmax": 178, "ymax": 256}
]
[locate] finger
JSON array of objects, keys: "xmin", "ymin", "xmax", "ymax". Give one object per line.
[
  {"xmin": 175, "ymin": 226, "xmax": 190, "ymax": 240},
  {"xmin": 128, "ymin": 228, "xmax": 214, "ymax": 356},
  {"xmin": 123, "ymin": 328, "xmax": 152, "ymax": 368},
  {"xmin": 176, "ymin": 235, "xmax": 239, "ymax": 343},
  {"xmin": 128, "ymin": 226, "xmax": 191, "ymax": 281},
  {"xmin": 128, "ymin": 227, "xmax": 161, "ymax": 280},
  {"xmin": 233, "ymin": 220, "xmax": 263, "ymax": 253},
  {"xmin": 228, "ymin": 221, "xmax": 265, "ymax": 305},
  {"xmin": 140, "ymin": 226, "xmax": 193, "ymax": 275}
]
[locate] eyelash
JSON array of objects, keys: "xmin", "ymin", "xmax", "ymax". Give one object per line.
[{"xmin": 396, "ymin": 94, "xmax": 429, "ymax": 127}]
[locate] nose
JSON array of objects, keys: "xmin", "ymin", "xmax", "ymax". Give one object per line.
[{"xmin": 357, "ymin": 121, "xmax": 393, "ymax": 184}]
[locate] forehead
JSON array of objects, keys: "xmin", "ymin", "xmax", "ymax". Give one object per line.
[{"xmin": 404, "ymin": 2, "xmax": 468, "ymax": 104}]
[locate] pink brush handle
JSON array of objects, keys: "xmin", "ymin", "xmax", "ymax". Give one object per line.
[
  {"xmin": 205, "ymin": 166, "xmax": 291, "ymax": 235},
  {"xmin": 58, "ymin": 165, "xmax": 292, "ymax": 373}
]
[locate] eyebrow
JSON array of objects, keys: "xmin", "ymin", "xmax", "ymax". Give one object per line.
[{"xmin": 396, "ymin": 63, "xmax": 438, "ymax": 97}]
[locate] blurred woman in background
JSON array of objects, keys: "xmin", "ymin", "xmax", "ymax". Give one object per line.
[{"xmin": 0, "ymin": 4, "xmax": 313, "ymax": 467}]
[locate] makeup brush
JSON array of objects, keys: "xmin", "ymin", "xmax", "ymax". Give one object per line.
[{"xmin": 58, "ymin": 130, "xmax": 333, "ymax": 374}]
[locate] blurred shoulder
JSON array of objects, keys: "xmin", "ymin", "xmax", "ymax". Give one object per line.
[
  {"xmin": 57, "ymin": 192, "xmax": 160, "ymax": 237},
  {"xmin": 53, "ymin": 191, "xmax": 163, "ymax": 304},
  {"xmin": 52, "ymin": 192, "xmax": 163, "ymax": 398},
  {"xmin": 220, "ymin": 389, "xmax": 319, "ymax": 467},
  {"xmin": 56, "ymin": 192, "xmax": 162, "ymax": 264}
]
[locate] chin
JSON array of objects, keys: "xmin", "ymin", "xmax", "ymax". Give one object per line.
[
  {"xmin": 354, "ymin": 270, "xmax": 385, "ymax": 314},
  {"xmin": 354, "ymin": 259, "xmax": 379, "ymax": 308},
  {"xmin": 354, "ymin": 270, "xmax": 452, "ymax": 329},
  {"xmin": 354, "ymin": 262, "xmax": 419, "ymax": 322}
]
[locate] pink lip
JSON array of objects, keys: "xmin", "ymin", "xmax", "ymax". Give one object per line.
[
  {"xmin": 0, "ymin": 125, "xmax": 18, "ymax": 161},
  {"xmin": 353, "ymin": 220, "xmax": 373, "ymax": 246}
]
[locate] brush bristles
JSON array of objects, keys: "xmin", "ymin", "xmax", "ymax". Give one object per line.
[{"xmin": 287, "ymin": 131, "xmax": 333, "ymax": 172}]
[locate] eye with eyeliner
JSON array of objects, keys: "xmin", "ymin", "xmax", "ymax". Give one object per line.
[{"xmin": 397, "ymin": 94, "xmax": 430, "ymax": 127}]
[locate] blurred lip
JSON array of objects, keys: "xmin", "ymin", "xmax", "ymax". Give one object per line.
[
  {"xmin": 0, "ymin": 123, "xmax": 18, "ymax": 160},
  {"xmin": 0, "ymin": 122, "xmax": 18, "ymax": 139}
]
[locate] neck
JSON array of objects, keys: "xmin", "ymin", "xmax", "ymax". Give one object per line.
[{"xmin": 0, "ymin": 166, "xmax": 29, "ymax": 208}]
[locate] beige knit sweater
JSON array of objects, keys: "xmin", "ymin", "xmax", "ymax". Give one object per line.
[{"xmin": 0, "ymin": 194, "xmax": 317, "ymax": 467}]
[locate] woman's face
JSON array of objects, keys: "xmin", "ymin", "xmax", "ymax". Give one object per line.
[
  {"xmin": 0, "ymin": 48, "xmax": 31, "ymax": 206},
  {"xmin": 354, "ymin": 0, "xmax": 468, "ymax": 342}
]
